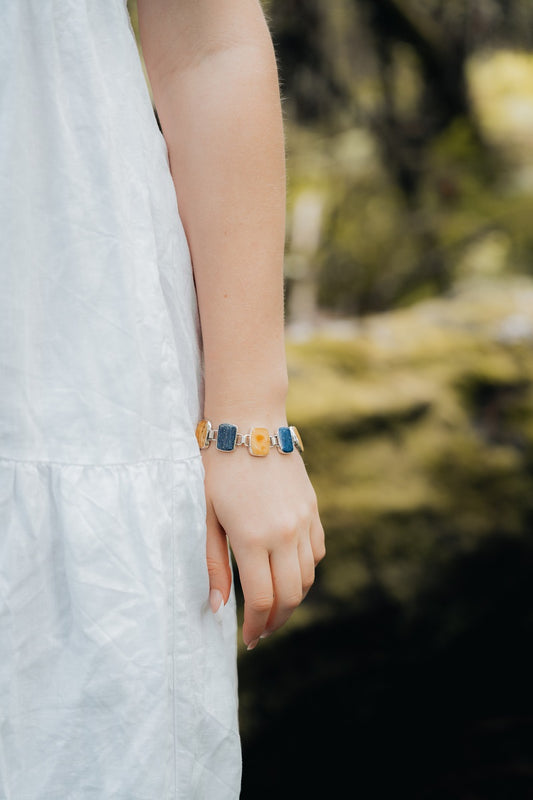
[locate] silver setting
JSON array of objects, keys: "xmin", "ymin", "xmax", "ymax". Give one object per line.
[
  {"xmin": 199, "ymin": 421, "xmax": 300, "ymax": 454},
  {"xmin": 290, "ymin": 425, "xmax": 304, "ymax": 453}
]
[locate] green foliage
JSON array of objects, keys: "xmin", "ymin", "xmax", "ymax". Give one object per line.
[
  {"xmin": 239, "ymin": 278, "xmax": 533, "ymax": 797},
  {"xmin": 284, "ymin": 276, "xmax": 533, "ymax": 612},
  {"xmin": 276, "ymin": 1, "xmax": 533, "ymax": 315},
  {"xmin": 285, "ymin": 110, "xmax": 533, "ymax": 314}
]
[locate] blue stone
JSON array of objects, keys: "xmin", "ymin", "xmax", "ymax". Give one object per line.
[
  {"xmin": 277, "ymin": 426, "xmax": 294, "ymax": 453},
  {"xmin": 216, "ymin": 423, "xmax": 238, "ymax": 452}
]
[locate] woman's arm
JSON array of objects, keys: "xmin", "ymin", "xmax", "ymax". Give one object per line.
[{"xmin": 137, "ymin": 0, "xmax": 325, "ymax": 649}]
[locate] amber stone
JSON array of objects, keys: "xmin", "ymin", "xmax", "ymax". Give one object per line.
[
  {"xmin": 195, "ymin": 419, "xmax": 211, "ymax": 449},
  {"xmin": 249, "ymin": 427, "xmax": 270, "ymax": 457}
]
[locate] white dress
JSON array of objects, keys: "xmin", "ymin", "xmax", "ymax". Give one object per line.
[{"xmin": 0, "ymin": 1, "xmax": 241, "ymax": 797}]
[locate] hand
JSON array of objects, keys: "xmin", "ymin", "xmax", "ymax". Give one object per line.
[{"xmin": 203, "ymin": 444, "xmax": 325, "ymax": 650}]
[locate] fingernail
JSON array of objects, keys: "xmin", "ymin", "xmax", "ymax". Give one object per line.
[
  {"xmin": 247, "ymin": 638, "xmax": 260, "ymax": 651},
  {"xmin": 259, "ymin": 631, "xmax": 271, "ymax": 639},
  {"xmin": 209, "ymin": 589, "xmax": 223, "ymax": 615}
]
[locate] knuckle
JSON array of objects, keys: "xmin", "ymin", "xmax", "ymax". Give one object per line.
[
  {"xmin": 243, "ymin": 529, "xmax": 265, "ymax": 550},
  {"xmin": 311, "ymin": 496, "xmax": 319, "ymax": 514},
  {"xmin": 276, "ymin": 520, "xmax": 298, "ymax": 545},
  {"xmin": 302, "ymin": 572, "xmax": 315, "ymax": 593},
  {"xmin": 205, "ymin": 557, "xmax": 224, "ymax": 578},
  {"xmin": 299, "ymin": 503, "xmax": 313, "ymax": 525},
  {"xmin": 249, "ymin": 594, "xmax": 274, "ymax": 614},
  {"xmin": 275, "ymin": 505, "xmax": 314, "ymax": 544},
  {"xmin": 277, "ymin": 511, "xmax": 306, "ymax": 540},
  {"xmin": 315, "ymin": 543, "xmax": 326, "ymax": 563},
  {"xmin": 284, "ymin": 591, "xmax": 303, "ymax": 610}
]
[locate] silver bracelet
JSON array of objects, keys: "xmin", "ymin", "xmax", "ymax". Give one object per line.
[{"xmin": 195, "ymin": 419, "xmax": 304, "ymax": 456}]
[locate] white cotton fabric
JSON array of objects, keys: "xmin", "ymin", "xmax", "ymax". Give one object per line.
[{"xmin": 0, "ymin": 1, "xmax": 241, "ymax": 797}]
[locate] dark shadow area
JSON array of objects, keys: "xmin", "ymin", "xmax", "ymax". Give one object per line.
[{"xmin": 239, "ymin": 534, "xmax": 533, "ymax": 799}]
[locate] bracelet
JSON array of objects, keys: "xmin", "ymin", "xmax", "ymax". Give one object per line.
[{"xmin": 195, "ymin": 419, "xmax": 304, "ymax": 456}]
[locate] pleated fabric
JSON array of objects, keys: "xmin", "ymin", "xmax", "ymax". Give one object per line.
[{"xmin": 0, "ymin": 1, "xmax": 241, "ymax": 797}]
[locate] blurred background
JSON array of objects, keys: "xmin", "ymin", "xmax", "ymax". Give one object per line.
[{"xmin": 129, "ymin": 2, "xmax": 533, "ymax": 797}]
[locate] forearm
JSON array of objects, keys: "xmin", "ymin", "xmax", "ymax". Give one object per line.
[
  {"xmin": 138, "ymin": 2, "xmax": 325, "ymax": 646},
  {"xmin": 142, "ymin": 13, "xmax": 288, "ymax": 425}
]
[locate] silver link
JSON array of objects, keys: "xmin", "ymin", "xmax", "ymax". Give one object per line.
[{"xmin": 199, "ymin": 422, "xmax": 300, "ymax": 453}]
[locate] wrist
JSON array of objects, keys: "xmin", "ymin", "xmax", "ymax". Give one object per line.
[
  {"xmin": 202, "ymin": 410, "xmax": 288, "ymax": 433},
  {"xmin": 203, "ymin": 377, "xmax": 289, "ymax": 430}
]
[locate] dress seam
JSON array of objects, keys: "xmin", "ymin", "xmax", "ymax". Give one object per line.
[
  {"xmin": 171, "ymin": 478, "xmax": 178, "ymax": 800},
  {"xmin": 0, "ymin": 454, "xmax": 201, "ymax": 469}
]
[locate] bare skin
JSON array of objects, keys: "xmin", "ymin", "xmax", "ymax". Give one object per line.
[{"xmin": 137, "ymin": 0, "xmax": 325, "ymax": 649}]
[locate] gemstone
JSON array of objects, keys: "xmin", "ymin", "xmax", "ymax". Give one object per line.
[
  {"xmin": 290, "ymin": 425, "xmax": 304, "ymax": 453},
  {"xmin": 195, "ymin": 419, "xmax": 211, "ymax": 449},
  {"xmin": 249, "ymin": 427, "xmax": 270, "ymax": 457},
  {"xmin": 216, "ymin": 422, "xmax": 238, "ymax": 452},
  {"xmin": 277, "ymin": 426, "xmax": 294, "ymax": 453}
]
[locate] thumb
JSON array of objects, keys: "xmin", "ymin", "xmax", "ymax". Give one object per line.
[{"xmin": 205, "ymin": 499, "xmax": 232, "ymax": 615}]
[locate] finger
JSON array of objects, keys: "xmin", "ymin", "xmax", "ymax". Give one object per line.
[
  {"xmin": 310, "ymin": 514, "xmax": 326, "ymax": 565},
  {"xmin": 205, "ymin": 500, "xmax": 232, "ymax": 614},
  {"xmin": 298, "ymin": 535, "xmax": 316, "ymax": 599},
  {"xmin": 237, "ymin": 547, "xmax": 274, "ymax": 649},
  {"xmin": 266, "ymin": 545, "xmax": 303, "ymax": 635}
]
